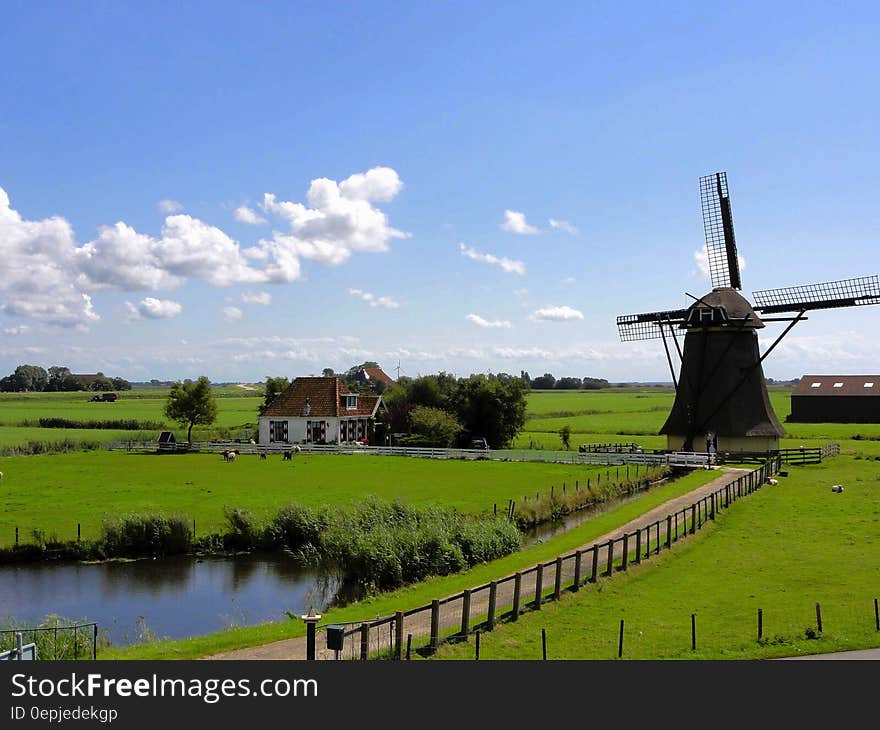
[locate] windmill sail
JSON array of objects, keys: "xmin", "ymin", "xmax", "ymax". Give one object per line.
[
  {"xmin": 700, "ymin": 172, "xmax": 742, "ymax": 290},
  {"xmin": 616, "ymin": 308, "xmax": 688, "ymax": 341},
  {"xmin": 753, "ymin": 275, "xmax": 880, "ymax": 314}
]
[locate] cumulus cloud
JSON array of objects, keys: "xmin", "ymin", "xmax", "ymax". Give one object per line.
[
  {"xmin": 531, "ymin": 305, "xmax": 584, "ymax": 321},
  {"xmin": 493, "ymin": 346, "xmax": 553, "ymax": 359},
  {"xmin": 158, "ymin": 199, "xmax": 183, "ymax": 213},
  {"xmin": 3, "ymin": 325, "xmax": 28, "ymax": 335},
  {"xmin": 241, "ymin": 291, "xmax": 272, "ymax": 305},
  {"xmin": 234, "ymin": 205, "xmax": 267, "ymax": 224},
  {"xmin": 693, "ymin": 244, "xmax": 746, "ymax": 282},
  {"xmin": 125, "ymin": 297, "xmax": 183, "ymax": 320},
  {"xmin": 260, "ymin": 166, "xmax": 409, "ymax": 267},
  {"xmin": 466, "ymin": 314, "xmax": 511, "ymax": 328},
  {"xmin": 500, "ymin": 209, "xmax": 538, "ymax": 234},
  {"xmin": 222, "ymin": 306, "xmax": 244, "ymax": 321},
  {"xmin": 459, "ymin": 243, "xmax": 525, "ymax": 275},
  {"xmin": 548, "ymin": 218, "xmax": 578, "ymax": 235},
  {"xmin": 349, "ymin": 288, "xmax": 400, "ymax": 309},
  {"xmin": 0, "ymin": 187, "xmax": 100, "ymax": 328}
]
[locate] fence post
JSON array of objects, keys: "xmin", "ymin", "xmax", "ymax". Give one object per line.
[
  {"xmin": 534, "ymin": 564, "xmax": 544, "ymax": 608},
  {"xmin": 634, "ymin": 529, "xmax": 641, "ymax": 565},
  {"xmin": 512, "ymin": 573, "xmax": 522, "ymax": 620},
  {"xmin": 430, "ymin": 600, "xmax": 440, "ymax": 652},
  {"xmin": 406, "ymin": 633, "xmax": 412, "ymax": 660},
  {"xmin": 605, "ymin": 539, "xmax": 615, "ymax": 577},
  {"xmin": 475, "ymin": 630, "xmax": 481, "ymax": 661},
  {"xmin": 573, "ymin": 550, "xmax": 582, "ymax": 591},
  {"xmin": 710, "ymin": 494, "xmax": 715, "ymax": 521},
  {"xmin": 621, "ymin": 533, "xmax": 629, "ymax": 571},
  {"xmin": 487, "ymin": 581, "xmax": 497, "ymax": 630},
  {"xmin": 359, "ymin": 624, "xmax": 369, "ymax": 660},
  {"xmin": 816, "ymin": 602, "xmax": 823, "ymax": 633},
  {"xmin": 618, "ymin": 619, "xmax": 624, "ymax": 658},
  {"xmin": 725, "ymin": 484, "xmax": 730, "ymax": 508},
  {"xmin": 591, "ymin": 545, "xmax": 599, "ymax": 583},
  {"xmin": 15, "ymin": 526, "xmax": 18, "ymax": 546},
  {"xmin": 77, "ymin": 523, "xmax": 81, "ymax": 542},
  {"xmin": 666, "ymin": 515, "xmax": 672, "ymax": 549},
  {"xmin": 395, "ymin": 611, "xmax": 404, "ymax": 660},
  {"xmin": 875, "ymin": 598, "xmax": 879, "ymax": 632},
  {"xmin": 554, "ymin": 557, "xmax": 563, "ymax": 599},
  {"xmin": 461, "ymin": 590, "xmax": 471, "ymax": 637},
  {"xmin": 758, "ymin": 608, "xmax": 763, "ymax": 640},
  {"xmin": 690, "ymin": 505, "xmax": 696, "ymax": 534},
  {"xmin": 691, "ymin": 613, "xmax": 696, "ymax": 651}
]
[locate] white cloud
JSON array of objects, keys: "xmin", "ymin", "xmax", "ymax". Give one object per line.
[
  {"xmin": 234, "ymin": 205, "xmax": 267, "ymax": 224},
  {"xmin": 3, "ymin": 325, "xmax": 28, "ymax": 335},
  {"xmin": 493, "ymin": 346, "xmax": 554, "ymax": 359},
  {"xmin": 500, "ymin": 209, "xmax": 538, "ymax": 234},
  {"xmin": 349, "ymin": 288, "xmax": 400, "ymax": 309},
  {"xmin": 125, "ymin": 297, "xmax": 183, "ymax": 320},
  {"xmin": 693, "ymin": 244, "xmax": 746, "ymax": 282},
  {"xmin": 466, "ymin": 314, "xmax": 511, "ymax": 328},
  {"xmin": 222, "ymin": 306, "xmax": 244, "ymax": 321},
  {"xmin": 241, "ymin": 291, "xmax": 272, "ymax": 305},
  {"xmin": 531, "ymin": 305, "xmax": 584, "ymax": 321},
  {"xmin": 260, "ymin": 166, "xmax": 409, "ymax": 267},
  {"xmin": 0, "ymin": 186, "xmax": 100, "ymax": 328},
  {"xmin": 459, "ymin": 243, "xmax": 526, "ymax": 276},
  {"xmin": 158, "ymin": 199, "xmax": 183, "ymax": 213},
  {"xmin": 548, "ymin": 218, "xmax": 578, "ymax": 235},
  {"xmin": 513, "ymin": 288, "xmax": 529, "ymax": 298}
]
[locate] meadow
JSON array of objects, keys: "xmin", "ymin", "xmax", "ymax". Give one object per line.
[
  {"xmin": 432, "ymin": 453, "xmax": 880, "ymax": 660},
  {"xmin": 0, "ymin": 451, "xmax": 660, "ymax": 546}
]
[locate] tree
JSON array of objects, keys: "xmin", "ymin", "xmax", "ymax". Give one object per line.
[
  {"xmin": 12, "ymin": 364, "xmax": 48, "ymax": 392},
  {"xmin": 89, "ymin": 373, "xmax": 114, "ymax": 391},
  {"xmin": 164, "ymin": 376, "xmax": 218, "ymax": 443},
  {"xmin": 322, "ymin": 368, "xmax": 335, "ymax": 378},
  {"xmin": 555, "ymin": 377, "xmax": 582, "ymax": 390},
  {"xmin": 451, "ymin": 375, "xmax": 528, "ymax": 449},
  {"xmin": 46, "ymin": 366, "xmax": 71, "ymax": 392},
  {"xmin": 559, "ymin": 425, "xmax": 572, "ymax": 450},
  {"xmin": 259, "ymin": 376, "xmax": 289, "ymax": 415},
  {"xmin": 409, "ymin": 406, "xmax": 462, "ymax": 447},
  {"xmin": 531, "ymin": 373, "xmax": 556, "ymax": 390},
  {"xmin": 582, "ymin": 377, "xmax": 610, "ymax": 390},
  {"xmin": 111, "ymin": 377, "xmax": 132, "ymax": 391}
]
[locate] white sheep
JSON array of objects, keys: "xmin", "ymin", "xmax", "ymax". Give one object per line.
[{"xmin": 767, "ymin": 478, "xmax": 778, "ymax": 486}]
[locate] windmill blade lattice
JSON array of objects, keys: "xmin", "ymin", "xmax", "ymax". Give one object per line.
[
  {"xmin": 753, "ymin": 275, "xmax": 880, "ymax": 314},
  {"xmin": 617, "ymin": 309, "xmax": 689, "ymax": 341},
  {"xmin": 700, "ymin": 172, "xmax": 742, "ymax": 290}
]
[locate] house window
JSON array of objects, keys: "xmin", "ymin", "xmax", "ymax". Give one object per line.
[
  {"xmin": 343, "ymin": 394, "xmax": 358, "ymax": 410},
  {"xmin": 810, "ymin": 382, "xmax": 822, "ymax": 388},
  {"xmin": 269, "ymin": 421, "xmax": 288, "ymax": 443},
  {"xmin": 833, "ymin": 382, "xmax": 844, "ymax": 388}
]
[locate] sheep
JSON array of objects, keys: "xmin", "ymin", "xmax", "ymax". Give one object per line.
[
  {"xmin": 831, "ymin": 484, "xmax": 844, "ymax": 493},
  {"xmin": 259, "ymin": 452, "xmax": 267, "ymax": 461},
  {"xmin": 222, "ymin": 449, "xmax": 238, "ymax": 462},
  {"xmin": 767, "ymin": 478, "xmax": 778, "ymax": 486}
]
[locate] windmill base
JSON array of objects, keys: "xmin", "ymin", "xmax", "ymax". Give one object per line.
[{"xmin": 665, "ymin": 434, "xmax": 780, "ymax": 454}]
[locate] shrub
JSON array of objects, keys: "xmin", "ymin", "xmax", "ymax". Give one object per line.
[
  {"xmin": 222, "ymin": 507, "xmax": 265, "ymax": 551},
  {"xmin": 101, "ymin": 513, "xmax": 192, "ymax": 557}
]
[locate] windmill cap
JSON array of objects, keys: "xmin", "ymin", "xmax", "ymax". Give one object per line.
[{"xmin": 686, "ymin": 287, "xmax": 764, "ymax": 329}]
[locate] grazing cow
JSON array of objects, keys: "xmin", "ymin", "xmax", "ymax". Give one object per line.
[
  {"xmin": 259, "ymin": 452, "xmax": 267, "ymax": 461},
  {"xmin": 223, "ymin": 449, "xmax": 239, "ymax": 462}
]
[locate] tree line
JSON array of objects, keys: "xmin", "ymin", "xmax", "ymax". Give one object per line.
[
  {"xmin": 522, "ymin": 371, "xmax": 610, "ymax": 390},
  {"xmin": 0, "ymin": 365, "xmax": 132, "ymax": 393}
]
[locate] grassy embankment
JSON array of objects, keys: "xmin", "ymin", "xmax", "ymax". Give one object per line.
[{"xmin": 431, "ymin": 453, "xmax": 880, "ymax": 660}]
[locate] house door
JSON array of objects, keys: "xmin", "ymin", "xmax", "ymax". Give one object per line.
[{"xmin": 308, "ymin": 421, "xmax": 326, "ymax": 444}]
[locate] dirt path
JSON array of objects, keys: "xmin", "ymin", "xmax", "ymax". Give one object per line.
[{"xmin": 206, "ymin": 467, "xmax": 750, "ymax": 660}]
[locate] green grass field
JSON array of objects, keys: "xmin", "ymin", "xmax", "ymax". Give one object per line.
[
  {"xmin": 0, "ymin": 451, "xmax": 655, "ymax": 546},
  {"xmin": 432, "ymin": 454, "xmax": 880, "ymax": 660}
]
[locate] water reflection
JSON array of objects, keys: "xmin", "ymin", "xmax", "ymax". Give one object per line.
[{"xmin": 0, "ymin": 554, "xmax": 342, "ymax": 647}]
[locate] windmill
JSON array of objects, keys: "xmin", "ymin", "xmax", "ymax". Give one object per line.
[{"xmin": 617, "ymin": 172, "xmax": 880, "ymax": 453}]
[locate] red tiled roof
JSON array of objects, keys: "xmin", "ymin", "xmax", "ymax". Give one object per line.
[
  {"xmin": 262, "ymin": 377, "xmax": 383, "ymax": 417},
  {"xmin": 359, "ymin": 367, "xmax": 396, "ymax": 387},
  {"xmin": 792, "ymin": 375, "xmax": 880, "ymax": 397}
]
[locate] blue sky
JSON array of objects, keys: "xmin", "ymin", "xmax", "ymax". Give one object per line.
[{"xmin": 1, "ymin": 1, "xmax": 878, "ymax": 383}]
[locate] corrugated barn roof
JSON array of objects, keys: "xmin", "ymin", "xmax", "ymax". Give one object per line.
[{"xmin": 792, "ymin": 375, "xmax": 880, "ymax": 397}]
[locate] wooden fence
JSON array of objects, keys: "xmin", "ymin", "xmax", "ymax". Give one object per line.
[{"xmin": 317, "ymin": 458, "xmax": 783, "ymax": 660}]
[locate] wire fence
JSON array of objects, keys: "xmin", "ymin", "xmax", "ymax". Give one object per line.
[
  {"xmin": 0, "ymin": 623, "xmax": 99, "ymax": 660},
  {"xmin": 314, "ymin": 458, "xmax": 783, "ymax": 660}
]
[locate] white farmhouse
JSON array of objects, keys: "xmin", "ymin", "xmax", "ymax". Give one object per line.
[{"xmin": 258, "ymin": 376, "xmax": 385, "ymax": 445}]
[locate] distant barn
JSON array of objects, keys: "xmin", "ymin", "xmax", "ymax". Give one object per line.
[{"xmin": 789, "ymin": 375, "xmax": 880, "ymax": 423}]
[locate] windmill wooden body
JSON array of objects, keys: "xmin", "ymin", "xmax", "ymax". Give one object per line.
[{"xmin": 617, "ymin": 172, "xmax": 880, "ymax": 453}]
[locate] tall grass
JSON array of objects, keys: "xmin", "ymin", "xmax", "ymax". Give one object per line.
[{"xmin": 100, "ymin": 513, "xmax": 192, "ymax": 557}]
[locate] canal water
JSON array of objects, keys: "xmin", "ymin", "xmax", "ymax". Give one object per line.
[{"xmin": 0, "ymin": 554, "xmax": 343, "ymax": 647}]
